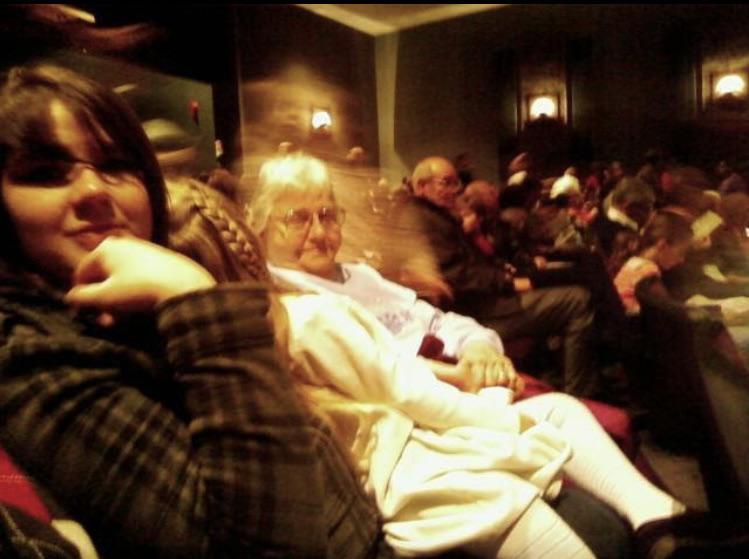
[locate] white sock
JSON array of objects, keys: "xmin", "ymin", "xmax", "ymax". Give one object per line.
[
  {"xmin": 515, "ymin": 393, "xmax": 685, "ymax": 529},
  {"xmin": 492, "ymin": 498, "xmax": 594, "ymax": 559}
]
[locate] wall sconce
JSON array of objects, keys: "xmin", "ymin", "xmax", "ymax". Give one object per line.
[
  {"xmin": 528, "ymin": 94, "xmax": 559, "ymax": 120},
  {"xmin": 713, "ymin": 72, "xmax": 747, "ymax": 98},
  {"xmin": 709, "ymin": 70, "xmax": 748, "ymax": 111},
  {"xmin": 310, "ymin": 108, "xmax": 332, "ymax": 135}
]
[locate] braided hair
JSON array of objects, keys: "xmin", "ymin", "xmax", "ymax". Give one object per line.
[{"xmin": 167, "ymin": 177, "xmax": 269, "ymax": 283}]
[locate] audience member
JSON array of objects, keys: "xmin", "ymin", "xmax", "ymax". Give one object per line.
[
  {"xmin": 714, "ymin": 191, "xmax": 749, "ymax": 277},
  {"xmin": 454, "ymin": 179, "xmax": 501, "ymax": 256},
  {"xmin": 636, "ymin": 148, "xmax": 666, "ymax": 196},
  {"xmin": 614, "ymin": 212, "xmax": 694, "ymax": 315},
  {"xmin": 601, "ymin": 160, "xmax": 625, "ymax": 201},
  {"xmin": 0, "ymin": 65, "xmax": 387, "ymax": 558},
  {"xmin": 408, "ymin": 156, "xmax": 601, "ymax": 397},
  {"xmin": 244, "ymin": 152, "xmax": 728, "ymax": 559},
  {"xmin": 503, "ymin": 151, "xmax": 542, "ymax": 210},
  {"xmin": 592, "ymin": 176, "xmax": 655, "ymax": 276},
  {"xmin": 715, "ymin": 159, "xmax": 749, "ymax": 195}
]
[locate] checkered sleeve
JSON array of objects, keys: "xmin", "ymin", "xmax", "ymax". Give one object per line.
[
  {"xmin": 158, "ymin": 284, "xmax": 330, "ymax": 556},
  {"xmin": 0, "ymin": 284, "xmax": 331, "ymax": 558}
]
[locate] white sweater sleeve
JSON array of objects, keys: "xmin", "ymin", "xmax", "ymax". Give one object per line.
[{"xmin": 282, "ymin": 294, "xmax": 520, "ymax": 433}]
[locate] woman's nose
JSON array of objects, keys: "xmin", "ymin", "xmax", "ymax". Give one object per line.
[
  {"xmin": 307, "ymin": 212, "xmax": 327, "ymax": 237},
  {"xmin": 70, "ymin": 167, "xmax": 115, "ymax": 220}
]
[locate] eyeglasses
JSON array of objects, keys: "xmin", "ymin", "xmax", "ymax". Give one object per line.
[
  {"xmin": 430, "ymin": 175, "xmax": 462, "ymax": 190},
  {"xmin": 5, "ymin": 156, "xmax": 142, "ymax": 187},
  {"xmin": 281, "ymin": 206, "xmax": 345, "ymax": 230}
]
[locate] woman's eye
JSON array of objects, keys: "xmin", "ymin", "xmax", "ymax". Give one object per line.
[{"xmin": 8, "ymin": 162, "xmax": 72, "ymax": 185}]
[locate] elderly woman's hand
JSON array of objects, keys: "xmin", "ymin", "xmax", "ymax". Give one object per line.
[
  {"xmin": 65, "ymin": 237, "xmax": 216, "ymax": 315},
  {"xmin": 455, "ymin": 342, "xmax": 522, "ymax": 394}
]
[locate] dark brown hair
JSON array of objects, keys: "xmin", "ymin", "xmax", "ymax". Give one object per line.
[{"xmin": 0, "ymin": 64, "xmax": 168, "ymax": 267}]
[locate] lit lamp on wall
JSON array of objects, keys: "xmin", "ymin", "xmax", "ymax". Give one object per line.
[
  {"xmin": 710, "ymin": 71, "xmax": 748, "ymax": 110},
  {"xmin": 528, "ymin": 94, "xmax": 559, "ymax": 120},
  {"xmin": 310, "ymin": 107, "xmax": 332, "ymax": 137}
]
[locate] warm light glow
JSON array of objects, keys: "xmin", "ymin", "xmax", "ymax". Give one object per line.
[
  {"xmin": 715, "ymin": 74, "xmax": 746, "ymax": 97},
  {"xmin": 529, "ymin": 96, "xmax": 557, "ymax": 119},
  {"xmin": 311, "ymin": 109, "xmax": 332, "ymax": 130}
]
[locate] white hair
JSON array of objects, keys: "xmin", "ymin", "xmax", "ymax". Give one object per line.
[{"xmin": 248, "ymin": 153, "xmax": 335, "ymax": 235}]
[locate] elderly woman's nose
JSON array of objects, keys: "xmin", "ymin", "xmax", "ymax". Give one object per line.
[{"xmin": 308, "ymin": 212, "xmax": 327, "ymax": 236}]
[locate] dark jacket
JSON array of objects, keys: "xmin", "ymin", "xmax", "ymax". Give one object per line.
[
  {"xmin": 0, "ymin": 271, "xmax": 387, "ymax": 558},
  {"xmin": 406, "ymin": 198, "xmax": 522, "ymax": 317}
]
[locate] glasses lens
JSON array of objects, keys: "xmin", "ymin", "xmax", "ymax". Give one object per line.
[
  {"xmin": 283, "ymin": 206, "xmax": 344, "ymax": 229},
  {"xmin": 6, "ymin": 158, "xmax": 75, "ymax": 186},
  {"xmin": 284, "ymin": 208, "xmax": 312, "ymax": 228},
  {"xmin": 318, "ymin": 206, "xmax": 344, "ymax": 226}
]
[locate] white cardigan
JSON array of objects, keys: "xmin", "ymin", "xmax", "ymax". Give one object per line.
[
  {"xmin": 269, "ymin": 261, "xmax": 503, "ymax": 359},
  {"xmin": 281, "ymin": 293, "xmax": 571, "ymax": 556}
]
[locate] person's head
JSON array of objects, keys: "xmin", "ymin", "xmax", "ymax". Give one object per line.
[
  {"xmin": 606, "ymin": 160, "xmax": 625, "ymax": 183},
  {"xmin": 249, "ymin": 153, "xmax": 344, "ymax": 279},
  {"xmin": 460, "ymin": 180, "xmax": 499, "ymax": 215},
  {"xmin": 720, "ymin": 192, "xmax": 749, "ymax": 231},
  {"xmin": 508, "ymin": 152, "xmax": 531, "ymax": 174},
  {"xmin": 611, "ymin": 177, "xmax": 656, "ymax": 229},
  {"xmin": 0, "ymin": 64, "xmax": 167, "ymax": 285},
  {"xmin": 168, "ymin": 177, "xmax": 268, "ymax": 283},
  {"xmin": 639, "ymin": 211, "xmax": 693, "ymax": 271},
  {"xmin": 411, "ymin": 156, "xmax": 462, "ymax": 209},
  {"xmin": 661, "ymin": 167, "xmax": 715, "ymax": 220},
  {"xmin": 454, "ymin": 179, "xmax": 498, "ymax": 232},
  {"xmin": 644, "ymin": 148, "xmax": 663, "ymax": 167},
  {"xmin": 715, "ymin": 160, "xmax": 732, "ymax": 179},
  {"xmin": 550, "ymin": 174, "xmax": 582, "ymax": 205}
]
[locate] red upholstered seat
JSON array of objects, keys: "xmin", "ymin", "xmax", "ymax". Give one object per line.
[
  {"xmin": 0, "ymin": 445, "xmax": 51, "ymax": 522},
  {"xmin": 418, "ymin": 335, "xmax": 637, "ymax": 459}
]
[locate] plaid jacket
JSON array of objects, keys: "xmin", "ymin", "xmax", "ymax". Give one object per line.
[{"xmin": 0, "ymin": 276, "xmax": 388, "ymax": 558}]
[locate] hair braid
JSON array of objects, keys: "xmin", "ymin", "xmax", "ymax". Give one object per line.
[{"xmin": 167, "ymin": 177, "xmax": 269, "ymax": 282}]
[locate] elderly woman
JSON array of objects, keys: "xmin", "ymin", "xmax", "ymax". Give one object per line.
[
  {"xmin": 244, "ymin": 153, "xmax": 729, "ymax": 559},
  {"xmin": 0, "ymin": 65, "xmax": 385, "ymax": 558}
]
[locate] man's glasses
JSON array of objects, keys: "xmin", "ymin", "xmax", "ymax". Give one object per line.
[
  {"xmin": 282, "ymin": 206, "xmax": 346, "ymax": 230},
  {"xmin": 431, "ymin": 176, "xmax": 462, "ymax": 190}
]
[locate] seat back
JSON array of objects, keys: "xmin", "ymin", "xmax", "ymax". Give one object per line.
[{"xmin": 636, "ymin": 280, "xmax": 749, "ymax": 513}]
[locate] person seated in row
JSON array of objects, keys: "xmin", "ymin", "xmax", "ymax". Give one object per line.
[
  {"xmin": 404, "ymin": 156, "xmax": 599, "ymax": 398},
  {"xmin": 590, "ymin": 176, "xmax": 656, "ymax": 275},
  {"xmin": 169, "ymin": 165, "xmax": 647, "ymax": 559},
  {"xmin": 659, "ymin": 169, "xmax": 749, "ymax": 303},
  {"xmin": 249, "ymin": 153, "xmax": 519, "ymax": 394},
  {"xmin": 616, "ymin": 209, "xmax": 749, "ymax": 364},
  {"xmin": 614, "ymin": 212, "xmax": 695, "ymax": 316},
  {"xmin": 713, "ymin": 191, "xmax": 749, "ymax": 278},
  {"xmin": 0, "ymin": 64, "xmax": 387, "ymax": 558},
  {"xmin": 236, "ymin": 153, "xmax": 731, "ymax": 559}
]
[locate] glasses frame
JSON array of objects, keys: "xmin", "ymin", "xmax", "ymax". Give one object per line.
[{"xmin": 280, "ymin": 205, "xmax": 346, "ymax": 231}]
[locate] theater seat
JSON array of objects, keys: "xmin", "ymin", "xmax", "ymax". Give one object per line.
[{"xmin": 0, "ymin": 445, "xmax": 50, "ymax": 522}]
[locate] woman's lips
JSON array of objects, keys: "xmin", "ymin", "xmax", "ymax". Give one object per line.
[{"xmin": 70, "ymin": 226, "xmax": 128, "ymax": 250}]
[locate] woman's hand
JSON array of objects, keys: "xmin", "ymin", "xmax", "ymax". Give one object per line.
[
  {"xmin": 454, "ymin": 342, "xmax": 522, "ymax": 394},
  {"xmin": 65, "ymin": 237, "xmax": 216, "ymax": 315}
]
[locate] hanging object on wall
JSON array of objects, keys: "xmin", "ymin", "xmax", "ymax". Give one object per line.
[
  {"xmin": 189, "ymin": 99, "xmax": 200, "ymax": 125},
  {"xmin": 517, "ymin": 53, "xmax": 568, "ymax": 132},
  {"xmin": 715, "ymin": 73, "xmax": 747, "ymax": 98},
  {"xmin": 698, "ymin": 42, "xmax": 749, "ymax": 116},
  {"xmin": 528, "ymin": 94, "xmax": 559, "ymax": 120},
  {"xmin": 709, "ymin": 71, "xmax": 748, "ymax": 111},
  {"xmin": 310, "ymin": 107, "xmax": 332, "ymax": 135}
]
